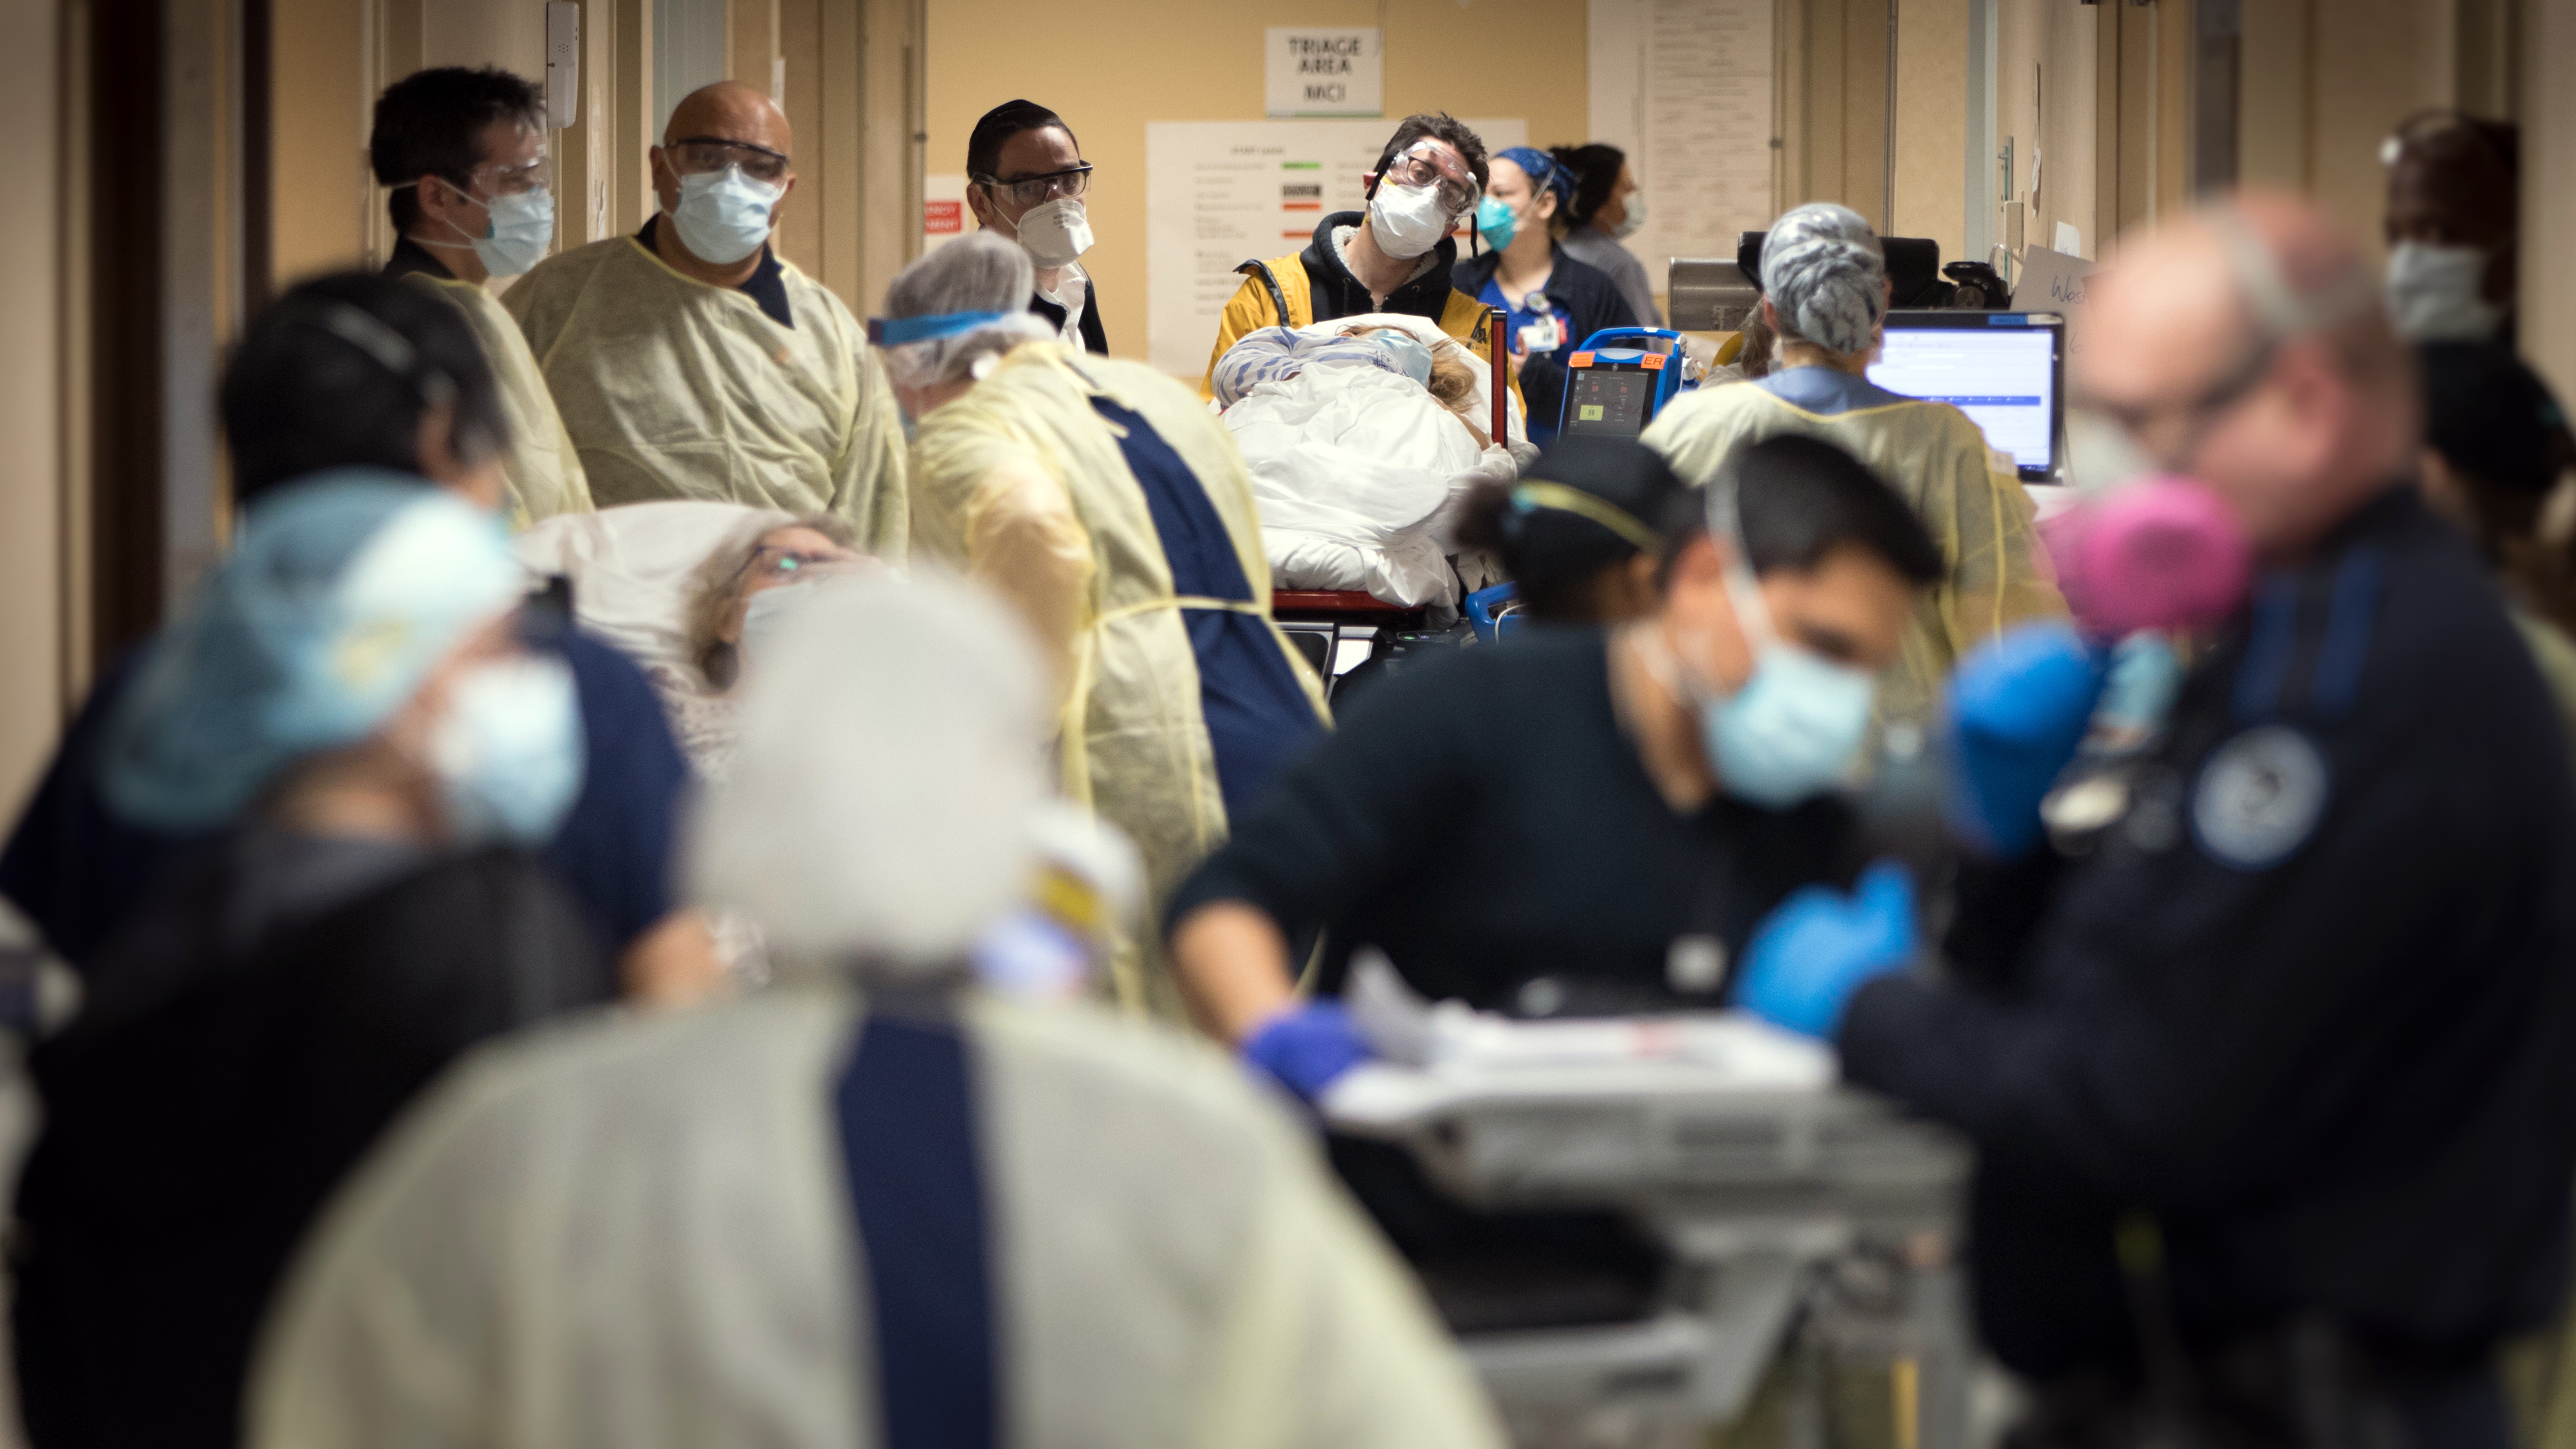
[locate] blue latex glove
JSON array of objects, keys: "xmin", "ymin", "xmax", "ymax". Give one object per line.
[
  {"xmin": 1941, "ymin": 622, "xmax": 2107, "ymax": 858},
  {"xmin": 1242, "ymin": 1000, "xmax": 1372, "ymax": 1103},
  {"xmin": 1738, "ymin": 862, "xmax": 1920, "ymax": 1039}
]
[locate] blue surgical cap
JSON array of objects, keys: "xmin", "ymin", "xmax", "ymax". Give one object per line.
[
  {"xmin": 100, "ymin": 470, "xmax": 527, "ymax": 832},
  {"xmin": 1498, "ymin": 147, "xmax": 1576, "ymax": 211}
]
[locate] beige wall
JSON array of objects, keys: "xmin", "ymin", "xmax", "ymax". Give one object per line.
[
  {"xmin": 1994, "ymin": 0, "xmax": 2095, "ymax": 259},
  {"xmin": 271, "ymin": 0, "xmax": 370, "ymax": 283},
  {"xmin": 0, "ymin": 0, "xmax": 65, "ymax": 821},
  {"xmin": 2237, "ymin": 0, "xmax": 2515, "ymax": 265},
  {"xmin": 1892, "ymin": 0, "xmax": 1968, "ymax": 260},
  {"xmin": 2526, "ymin": 0, "xmax": 2576, "ymax": 407},
  {"xmin": 922, "ymin": 0, "xmax": 1594, "ymax": 360}
]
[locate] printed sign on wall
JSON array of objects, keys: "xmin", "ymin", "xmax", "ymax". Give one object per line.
[{"xmin": 1265, "ymin": 28, "xmax": 1383, "ymax": 118}]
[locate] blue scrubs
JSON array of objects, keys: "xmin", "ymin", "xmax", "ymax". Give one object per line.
[
  {"xmin": 1087, "ymin": 396, "xmax": 1323, "ymax": 823},
  {"xmin": 1477, "ymin": 278, "xmax": 1573, "ymax": 444}
]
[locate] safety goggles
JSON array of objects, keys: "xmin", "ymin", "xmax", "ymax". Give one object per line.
[
  {"xmin": 972, "ymin": 163, "xmax": 1093, "ymax": 210},
  {"xmin": 1381, "ymin": 142, "xmax": 1480, "ymax": 216},
  {"xmin": 402, "ymin": 154, "xmax": 551, "ymax": 206},
  {"xmin": 667, "ymin": 136, "xmax": 793, "ymax": 185}
]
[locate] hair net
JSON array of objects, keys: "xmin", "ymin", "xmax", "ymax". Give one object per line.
[
  {"xmin": 100, "ymin": 471, "xmax": 526, "ymax": 832},
  {"xmin": 686, "ymin": 569, "xmax": 1051, "ymax": 973},
  {"xmin": 876, "ymin": 231, "xmax": 1056, "ymax": 390},
  {"xmin": 1497, "ymin": 146, "xmax": 1575, "ymax": 211},
  {"xmin": 1760, "ymin": 202, "xmax": 1888, "ymax": 357}
]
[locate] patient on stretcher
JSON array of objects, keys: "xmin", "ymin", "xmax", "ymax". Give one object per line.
[{"xmin": 1215, "ymin": 313, "xmax": 1535, "ymax": 611}]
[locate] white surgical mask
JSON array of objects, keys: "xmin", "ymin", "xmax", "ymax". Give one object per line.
[
  {"xmin": 429, "ymin": 655, "xmax": 585, "ymax": 845},
  {"xmin": 671, "ymin": 165, "xmax": 783, "ymax": 266},
  {"xmin": 1012, "ymin": 196, "xmax": 1094, "ymax": 268},
  {"xmin": 1367, "ymin": 180, "xmax": 1454, "ymax": 260},
  {"xmin": 1613, "ymin": 193, "xmax": 1646, "ymax": 240},
  {"xmin": 2385, "ymin": 240, "xmax": 2506, "ymax": 343},
  {"xmin": 740, "ymin": 578, "xmax": 825, "ymax": 661}
]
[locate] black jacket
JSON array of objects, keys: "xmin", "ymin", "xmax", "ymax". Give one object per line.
[
  {"xmin": 1295, "ymin": 209, "xmax": 1469, "ymax": 326},
  {"xmin": 1451, "ymin": 244, "xmax": 1641, "ymax": 439},
  {"xmin": 1840, "ymin": 489, "xmax": 2576, "ymax": 1379},
  {"xmin": 14, "ymin": 836, "xmax": 616, "ymax": 1448},
  {"xmin": 1029, "ymin": 273, "xmax": 1107, "ymax": 355}
]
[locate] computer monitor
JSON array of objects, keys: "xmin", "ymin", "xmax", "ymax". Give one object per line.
[{"xmin": 1866, "ymin": 312, "xmax": 2066, "ymax": 481}]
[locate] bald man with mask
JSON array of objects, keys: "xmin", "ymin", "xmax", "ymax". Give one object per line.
[
  {"xmin": 1736, "ymin": 193, "xmax": 2576, "ymax": 1447},
  {"xmin": 507, "ymin": 81, "xmax": 907, "ymax": 555}
]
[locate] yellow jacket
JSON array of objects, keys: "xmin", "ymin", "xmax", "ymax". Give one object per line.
[{"xmin": 1198, "ymin": 216, "xmax": 1521, "ymax": 414}]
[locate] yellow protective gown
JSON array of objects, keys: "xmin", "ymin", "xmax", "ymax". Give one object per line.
[
  {"xmin": 401, "ymin": 273, "xmax": 592, "ymax": 529},
  {"xmin": 1642, "ymin": 368, "xmax": 2066, "ymax": 728},
  {"xmin": 911, "ymin": 345, "xmax": 1330, "ymax": 1016},
  {"xmin": 249, "ymin": 988, "xmax": 1507, "ymax": 1449},
  {"xmin": 505, "ymin": 235, "xmax": 908, "ymax": 558}
]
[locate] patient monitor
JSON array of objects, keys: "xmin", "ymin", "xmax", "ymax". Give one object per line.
[{"xmin": 1558, "ymin": 328, "xmax": 1693, "ymax": 441}]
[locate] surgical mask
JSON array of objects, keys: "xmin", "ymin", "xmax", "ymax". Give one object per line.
[
  {"xmin": 1476, "ymin": 195, "xmax": 1519, "ymax": 253},
  {"xmin": 2039, "ymin": 474, "xmax": 2253, "ymax": 638},
  {"xmin": 418, "ymin": 182, "xmax": 555, "ymax": 278},
  {"xmin": 428, "ymin": 655, "xmax": 584, "ymax": 845},
  {"xmin": 740, "ymin": 577, "xmax": 825, "ymax": 661},
  {"xmin": 1613, "ymin": 194, "xmax": 1646, "ymax": 240},
  {"xmin": 1368, "ymin": 330, "xmax": 1434, "ymax": 386},
  {"xmin": 2385, "ymin": 240, "xmax": 2506, "ymax": 343},
  {"xmin": 1701, "ymin": 639, "xmax": 1879, "ymax": 809},
  {"xmin": 670, "ymin": 165, "xmax": 783, "ymax": 266},
  {"xmin": 1012, "ymin": 196, "xmax": 1094, "ymax": 268},
  {"xmin": 1367, "ymin": 180, "xmax": 1454, "ymax": 260}
]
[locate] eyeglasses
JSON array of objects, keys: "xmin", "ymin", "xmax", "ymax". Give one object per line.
[
  {"xmin": 1380, "ymin": 143, "xmax": 1480, "ymax": 216},
  {"xmin": 2083, "ymin": 339, "xmax": 2277, "ymax": 471},
  {"xmin": 972, "ymin": 164, "xmax": 1093, "ymax": 209},
  {"xmin": 667, "ymin": 136, "xmax": 793, "ymax": 185},
  {"xmin": 732, "ymin": 543, "xmax": 858, "ymax": 587}
]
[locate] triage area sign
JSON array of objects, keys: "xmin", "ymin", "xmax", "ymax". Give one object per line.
[{"xmin": 1265, "ymin": 28, "xmax": 1383, "ymax": 118}]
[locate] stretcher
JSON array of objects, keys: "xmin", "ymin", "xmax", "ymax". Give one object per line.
[{"xmin": 1321, "ymin": 962, "xmax": 1973, "ymax": 1449}]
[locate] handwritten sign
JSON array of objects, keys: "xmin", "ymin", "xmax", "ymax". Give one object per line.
[{"xmin": 2017, "ymin": 244, "xmax": 2096, "ymax": 362}]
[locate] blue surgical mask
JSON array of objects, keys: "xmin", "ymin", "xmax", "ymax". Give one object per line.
[
  {"xmin": 1370, "ymin": 330, "xmax": 1434, "ymax": 386},
  {"xmin": 427, "ymin": 655, "xmax": 586, "ymax": 844},
  {"xmin": 1476, "ymin": 195, "xmax": 1520, "ymax": 252},
  {"xmin": 1701, "ymin": 640, "xmax": 1879, "ymax": 809},
  {"xmin": 474, "ymin": 188, "xmax": 554, "ymax": 277},
  {"xmin": 672, "ymin": 165, "xmax": 783, "ymax": 266},
  {"xmin": 419, "ymin": 182, "xmax": 555, "ymax": 278}
]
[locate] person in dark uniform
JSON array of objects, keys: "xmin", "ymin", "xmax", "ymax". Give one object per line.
[
  {"xmin": 1734, "ymin": 193, "xmax": 2576, "ymax": 1448},
  {"xmin": 1166, "ymin": 435, "xmax": 1944, "ymax": 1099},
  {"xmin": 964, "ymin": 99, "xmax": 1109, "ymax": 354}
]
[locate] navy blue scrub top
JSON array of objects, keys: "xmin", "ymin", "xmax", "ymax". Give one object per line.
[
  {"xmin": 1087, "ymin": 394, "xmax": 1322, "ymax": 823},
  {"xmin": 0, "ymin": 616, "xmax": 690, "ymax": 971}
]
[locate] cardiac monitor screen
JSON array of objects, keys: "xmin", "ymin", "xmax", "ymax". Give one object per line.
[
  {"xmin": 1867, "ymin": 324, "xmax": 2059, "ymax": 476},
  {"xmin": 1562, "ymin": 368, "xmax": 1653, "ymax": 439}
]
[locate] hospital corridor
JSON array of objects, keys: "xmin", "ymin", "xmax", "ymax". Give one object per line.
[{"xmin": 6, "ymin": 0, "xmax": 2576, "ymax": 1445}]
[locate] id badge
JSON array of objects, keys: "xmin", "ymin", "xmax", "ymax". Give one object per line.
[{"xmin": 1518, "ymin": 316, "xmax": 1563, "ymax": 355}]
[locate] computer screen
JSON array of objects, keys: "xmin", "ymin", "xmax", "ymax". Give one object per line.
[
  {"xmin": 1866, "ymin": 315, "xmax": 2063, "ymax": 479},
  {"xmin": 1560, "ymin": 367, "xmax": 1655, "ymax": 439}
]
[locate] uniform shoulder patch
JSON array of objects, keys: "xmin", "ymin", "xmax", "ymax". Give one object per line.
[{"xmin": 2191, "ymin": 724, "xmax": 2329, "ymax": 870}]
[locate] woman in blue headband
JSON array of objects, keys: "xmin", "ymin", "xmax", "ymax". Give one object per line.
[{"xmin": 1452, "ymin": 145, "xmax": 1643, "ymax": 447}]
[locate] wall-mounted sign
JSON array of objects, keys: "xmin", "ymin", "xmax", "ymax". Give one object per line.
[{"xmin": 1266, "ymin": 28, "xmax": 1383, "ymax": 118}]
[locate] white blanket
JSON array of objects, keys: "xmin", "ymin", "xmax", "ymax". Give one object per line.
[{"xmin": 1220, "ymin": 313, "xmax": 1537, "ymax": 609}]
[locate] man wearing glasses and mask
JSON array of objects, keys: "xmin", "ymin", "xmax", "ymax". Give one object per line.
[
  {"xmin": 506, "ymin": 81, "xmax": 908, "ymax": 558},
  {"xmin": 1199, "ymin": 112, "xmax": 1509, "ymax": 404},
  {"xmin": 371, "ymin": 67, "xmax": 592, "ymax": 528},
  {"xmin": 967, "ymin": 99, "xmax": 1107, "ymax": 354}
]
